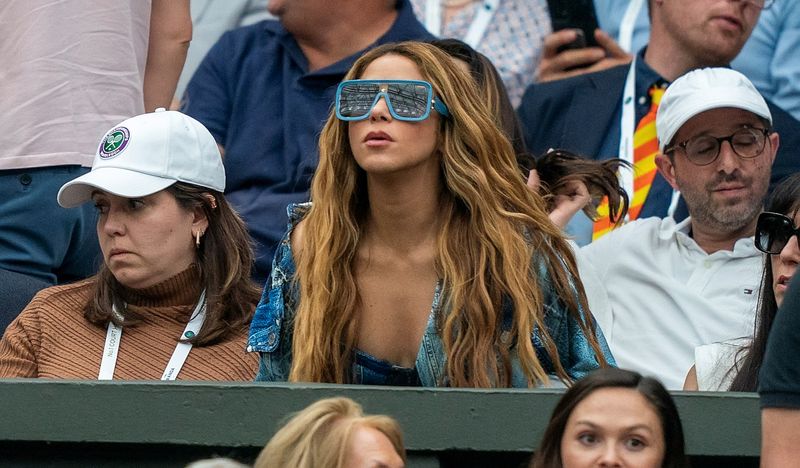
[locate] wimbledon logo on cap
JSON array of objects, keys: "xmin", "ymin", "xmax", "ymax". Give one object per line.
[{"xmin": 99, "ymin": 127, "xmax": 130, "ymax": 159}]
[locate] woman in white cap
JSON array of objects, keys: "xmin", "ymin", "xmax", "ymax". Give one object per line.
[{"xmin": 0, "ymin": 109, "xmax": 260, "ymax": 381}]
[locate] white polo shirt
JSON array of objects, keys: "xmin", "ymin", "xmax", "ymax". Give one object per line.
[{"xmin": 579, "ymin": 217, "xmax": 762, "ymax": 389}]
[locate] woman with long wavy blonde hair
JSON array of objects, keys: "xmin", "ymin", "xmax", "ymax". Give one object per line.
[{"xmin": 247, "ymin": 41, "xmax": 614, "ymax": 387}]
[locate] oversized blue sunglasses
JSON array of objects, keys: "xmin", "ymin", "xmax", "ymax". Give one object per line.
[{"xmin": 335, "ymin": 79, "xmax": 450, "ymax": 122}]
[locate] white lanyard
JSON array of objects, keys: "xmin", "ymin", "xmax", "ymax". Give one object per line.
[
  {"xmin": 619, "ymin": 57, "xmax": 638, "ymax": 219},
  {"xmin": 425, "ymin": 0, "xmax": 500, "ymax": 48},
  {"xmin": 98, "ymin": 290, "xmax": 207, "ymax": 381},
  {"xmin": 618, "ymin": 0, "xmax": 644, "ymax": 53},
  {"xmin": 619, "ymin": 58, "xmax": 681, "ymax": 219}
]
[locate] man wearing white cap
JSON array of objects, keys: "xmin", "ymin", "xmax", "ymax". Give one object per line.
[
  {"xmin": 577, "ymin": 67, "xmax": 778, "ymax": 389},
  {"xmin": 518, "ymin": 0, "xmax": 800, "ymax": 247}
]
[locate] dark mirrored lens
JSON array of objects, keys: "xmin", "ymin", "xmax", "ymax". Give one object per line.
[
  {"xmin": 386, "ymin": 83, "xmax": 430, "ymax": 119},
  {"xmin": 756, "ymin": 213, "xmax": 792, "ymax": 254},
  {"xmin": 339, "ymin": 83, "xmax": 381, "ymax": 118}
]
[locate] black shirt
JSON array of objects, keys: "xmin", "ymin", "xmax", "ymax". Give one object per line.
[{"xmin": 760, "ymin": 273, "xmax": 800, "ymax": 408}]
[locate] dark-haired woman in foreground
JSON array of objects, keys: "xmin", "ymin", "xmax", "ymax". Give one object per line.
[{"xmin": 532, "ymin": 368, "xmax": 688, "ymax": 468}]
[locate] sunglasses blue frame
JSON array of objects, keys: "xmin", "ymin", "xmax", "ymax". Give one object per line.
[{"xmin": 335, "ymin": 79, "xmax": 450, "ymax": 122}]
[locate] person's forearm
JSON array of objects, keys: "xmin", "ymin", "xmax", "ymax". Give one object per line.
[
  {"xmin": 143, "ymin": 0, "xmax": 192, "ymax": 112},
  {"xmin": 761, "ymin": 408, "xmax": 800, "ymax": 467}
]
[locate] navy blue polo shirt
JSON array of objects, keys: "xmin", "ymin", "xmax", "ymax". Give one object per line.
[{"xmin": 182, "ymin": 0, "xmax": 433, "ymax": 281}]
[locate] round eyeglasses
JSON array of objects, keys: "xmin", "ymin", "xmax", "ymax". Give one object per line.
[{"xmin": 664, "ymin": 127, "xmax": 771, "ymax": 166}]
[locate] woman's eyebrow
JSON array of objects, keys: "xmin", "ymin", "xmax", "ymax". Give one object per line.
[
  {"xmin": 624, "ymin": 424, "xmax": 655, "ymax": 435},
  {"xmin": 574, "ymin": 420, "xmax": 599, "ymax": 428},
  {"xmin": 574, "ymin": 420, "xmax": 655, "ymax": 434}
]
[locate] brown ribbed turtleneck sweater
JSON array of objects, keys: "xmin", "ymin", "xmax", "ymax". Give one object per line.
[{"xmin": 0, "ymin": 267, "xmax": 258, "ymax": 380}]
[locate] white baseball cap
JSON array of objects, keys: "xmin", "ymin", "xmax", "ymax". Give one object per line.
[
  {"xmin": 656, "ymin": 67, "xmax": 772, "ymax": 152},
  {"xmin": 58, "ymin": 109, "xmax": 225, "ymax": 208}
]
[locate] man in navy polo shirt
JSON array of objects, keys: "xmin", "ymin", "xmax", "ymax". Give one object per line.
[{"xmin": 182, "ymin": 0, "xmax": 433, "ymax": 281}]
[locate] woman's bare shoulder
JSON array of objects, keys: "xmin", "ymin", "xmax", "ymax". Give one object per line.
[{"xmin": 290, "ymin": 218, "xmax": 308, "ymax": 257}]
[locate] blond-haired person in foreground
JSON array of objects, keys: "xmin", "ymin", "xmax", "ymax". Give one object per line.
[{"xmin": 254, "ymin": 397, "xmax": 405, "ymax": 468}]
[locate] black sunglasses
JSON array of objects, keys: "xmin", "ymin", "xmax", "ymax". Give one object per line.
[{"xmin": 755, "ymin": 212, "xmax": 800, "ymax": 255}]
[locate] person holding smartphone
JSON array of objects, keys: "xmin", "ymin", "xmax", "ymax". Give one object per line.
[
  {"xmin": 545, "ymin": 0, "xmax": 800, "ymax": 122},
  {"xmin": 518, "ymin": 0, "xmax": 800, "ymax": 247},
  {"xmin": 536, "ymin": 0, "xmax": 634, "ymax": 83},
  {"xmin": 410, "ymin": 0, "xmax": 552, "ymax": 107}
]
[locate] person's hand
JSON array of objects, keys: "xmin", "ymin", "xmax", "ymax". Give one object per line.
[
  {"xmin": 535, "ymin": 29, "xmax": 633, "ymax": 83},
  {"xmin": 548, "ymin": 179, "xmax": 591, "ymax": 229},
  {"xmin": 527, "ymin": 170, "xmax": 591, "ymax": 229}
]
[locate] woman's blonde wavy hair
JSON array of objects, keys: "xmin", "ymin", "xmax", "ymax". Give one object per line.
[
  {"xmin": 254, "ymin": 397, "xmax": 405, "ymax": 468},
  {"xmin": 290, "ymin": 41, "xmax": 607, "ymax": 387}
]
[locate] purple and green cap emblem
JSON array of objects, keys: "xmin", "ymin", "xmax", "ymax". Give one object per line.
[{"xmin": 99, "ymin": 126, "xmax": 130, "ymax": 159}]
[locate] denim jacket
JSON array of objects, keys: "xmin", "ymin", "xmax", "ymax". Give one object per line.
[{"xmin": 247, "ymin": 204, "xmax": 616, "ymax": 386}]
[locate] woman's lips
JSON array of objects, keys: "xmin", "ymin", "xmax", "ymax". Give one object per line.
[
  {"xmin": 108, "ymin": 249, "xmax": 131, "ymax": 259},
  {"xmin": 364, "ymin": 131, "xmax": 394, "ymax": 147}
]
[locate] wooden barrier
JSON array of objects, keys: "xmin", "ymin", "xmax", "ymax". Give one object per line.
[{"xmin": 0, "ymin": 380, "xmax": 760, "ymax": 467}]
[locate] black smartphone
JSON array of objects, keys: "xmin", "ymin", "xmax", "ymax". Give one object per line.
[{"xmin": 546, "ymin": 0, "xmax": 601, "ymax": 51}]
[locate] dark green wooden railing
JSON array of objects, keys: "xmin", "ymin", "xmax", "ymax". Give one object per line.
[{"xmin": 0, "ymin": 380, "xmax": 760, "ymax": 467}]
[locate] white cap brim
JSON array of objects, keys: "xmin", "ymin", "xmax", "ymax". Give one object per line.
[
  {"xmin": 658, "ymin": 91, "xmax": 771, "ymax": 151},
  {"xmin": 656, "ymin": 68, "xmax": 771, "ymax": 151},
  {"xmin": 57, "ymin": 167, "xmax": 177, "ymax": 208}
]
